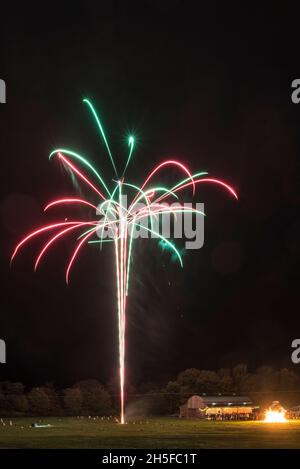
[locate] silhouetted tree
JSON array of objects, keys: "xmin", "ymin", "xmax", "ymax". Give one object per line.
[
  {"xmin": 278, "ymin": 368, "xmax": 300, "ymax": 391},
  {"xmin": 63, "ymin": 388, "xmax": 83, "ymax": 414},
  {"xmin": 28, "ymin": 387, "xmax": 50, "ymax": 415},
  {"xmin": 42, "ymin": 384, "xmax": 61, "ymax": 414},
  {"xmin": 11, "ymin": 394, "xmax": 29, "ymax": 413},
  {"xmin": 177, "ymin": 368, "xmax": 201, "ymax": 389},
  {"xmin": 196, "ymin": 370, "xmax": 219, "ymax": 393},
  {"xmin": 74, "ymin": 380, "xmax": 112, "ymax": 414},
  {"xmin": 163, "ymin": 380, "xmax": 182, "ymax": 413},
  {"xmin": 0, "ymin": 381, "xmax": 27, "ymax": 413},
  {"xmin": 232, "ymin": 363, "xmax": 248, "ymax": 390}
]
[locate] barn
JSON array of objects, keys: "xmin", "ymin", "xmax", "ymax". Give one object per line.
[{"xmin": 179, "ymin": 395, "xmax": 257, "ymax": 419}]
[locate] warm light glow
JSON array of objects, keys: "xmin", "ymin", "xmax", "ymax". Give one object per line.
[{"xmin": 264, "ymin": 410, "xmax": 288, "ymax": 423}]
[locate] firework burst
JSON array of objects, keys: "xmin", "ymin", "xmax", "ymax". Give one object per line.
[{"xmin": 11, "ymin": 99, "xmax": 238, "ymax": 424}]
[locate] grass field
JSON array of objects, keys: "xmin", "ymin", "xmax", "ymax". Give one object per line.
[{"xmin": 0, "ymin": 417, "xmax": 300, "ymax": 448}]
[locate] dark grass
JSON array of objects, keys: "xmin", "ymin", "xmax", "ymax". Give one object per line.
[{"xmin": 0, "ymin": 417, "xmax": 300, "ymax": 448}]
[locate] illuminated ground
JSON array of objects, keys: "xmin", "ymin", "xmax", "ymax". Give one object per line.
[{"xmin": 0, "ymin": 417, "xmax": 300, "ymax": 448}]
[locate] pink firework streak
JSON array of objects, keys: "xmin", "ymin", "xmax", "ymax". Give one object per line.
[{"xmin": 11, "ymin": 99, "xmax": 238, "ymax": 424}]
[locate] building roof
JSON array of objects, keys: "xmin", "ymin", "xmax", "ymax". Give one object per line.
[{"xmin": 182, "ymin": 395, "xmax": 253, "ymax": 409}]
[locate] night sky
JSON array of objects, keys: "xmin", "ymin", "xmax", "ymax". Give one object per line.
[{"xmin": 0, "ymin": 3, "xmax": 299, "ymax": 389}]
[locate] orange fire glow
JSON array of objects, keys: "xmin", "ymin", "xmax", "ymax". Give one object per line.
[{"xmin": 264, "ymin": 410, "xmax": 288, "ymax": 423}]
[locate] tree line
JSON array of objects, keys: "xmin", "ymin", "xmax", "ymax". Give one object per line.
[{"xmin": 1, "ymin": 364, "xmax": 300, "ymax": 416}]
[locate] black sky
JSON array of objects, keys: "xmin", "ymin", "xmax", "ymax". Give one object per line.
[{"xmin": 0, "ymin": 3, "xmax": 299, "ymax": 389}]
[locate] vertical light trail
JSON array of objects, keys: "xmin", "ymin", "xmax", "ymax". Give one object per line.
[
  {"xmin": 117, "ymin": 180, "xmax": 128, "ymax": 424},
  {"xmin": 121, "ymin": 229, "xmax": 128, "ymax": 424},
  {"xmin": 126, "ymin": 227, "xmax": 134, "ymax": 296},
  {"xmin": 114, "ymin": 232, "xmax": 123, "ymax": 424},
  {"xmin": 115, "ymin": 229, "xmax": 128, "ymax": 424}
]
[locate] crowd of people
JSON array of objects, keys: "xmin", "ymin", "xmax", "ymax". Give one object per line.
[{"xmin": 207, "ymin": 412, "xmax": 258, "ymax": 421}]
